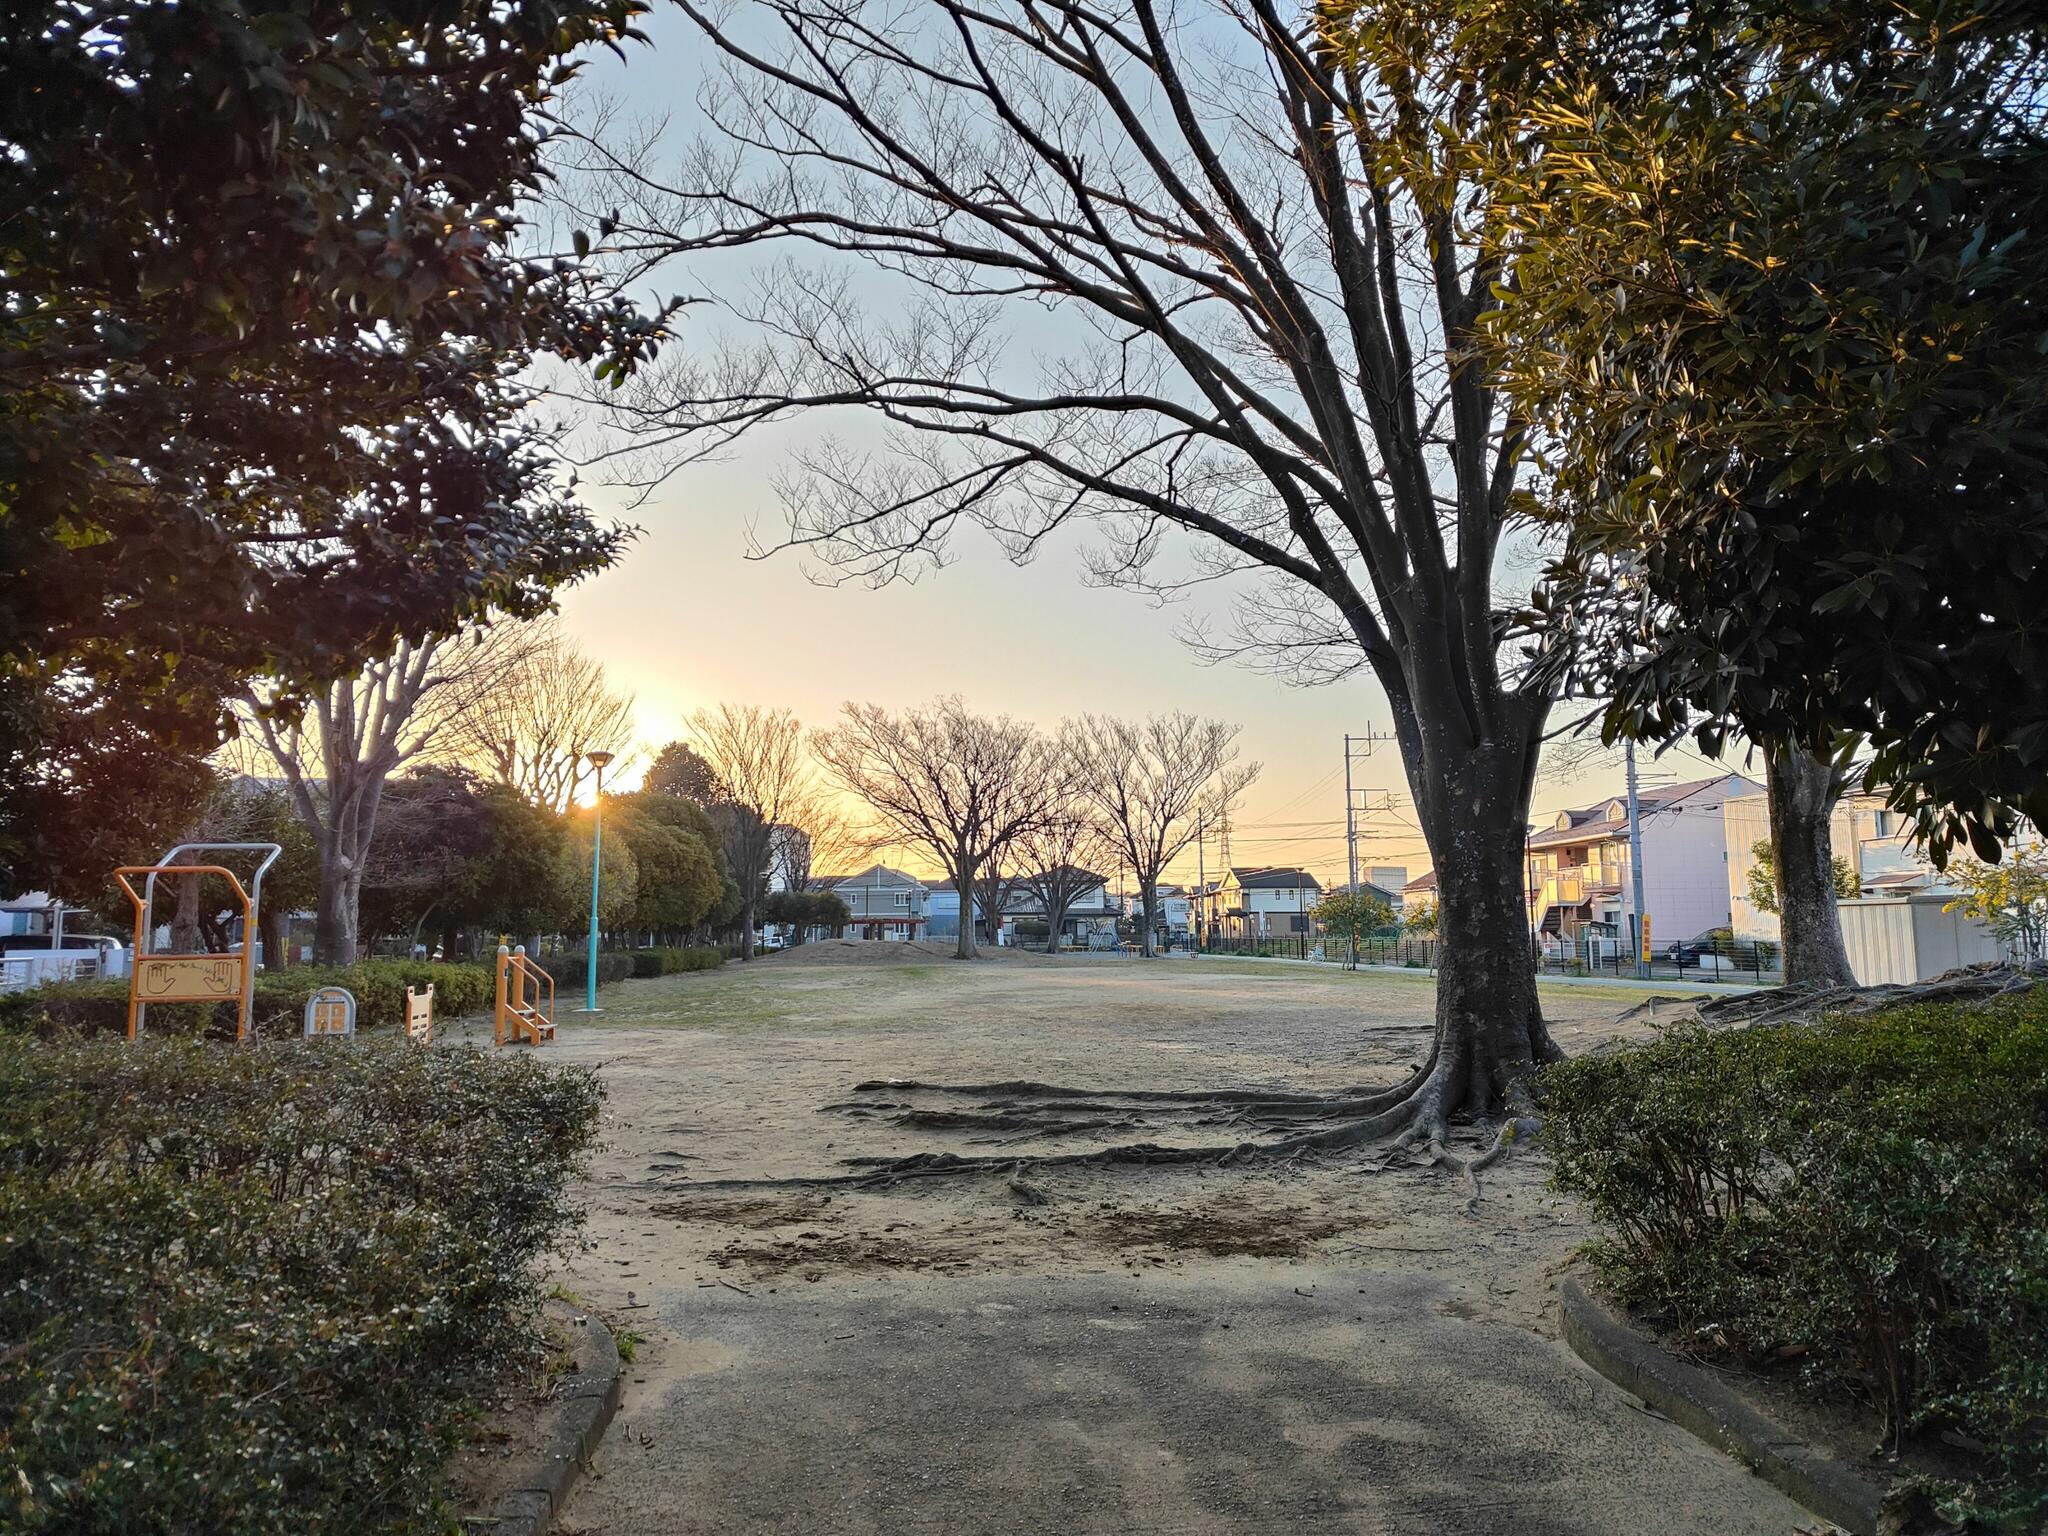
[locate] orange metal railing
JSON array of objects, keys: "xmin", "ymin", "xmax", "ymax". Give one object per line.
[{"xmin": 494, "ymin": 945, "xmax": 556, "ymax": 1047}]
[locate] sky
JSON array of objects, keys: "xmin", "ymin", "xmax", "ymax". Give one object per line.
[{"xmin": 544, "ymin": 6, "xmax": 1748, "ymax": 890}]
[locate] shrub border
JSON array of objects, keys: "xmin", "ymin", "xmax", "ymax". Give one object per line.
[
  {"xmin": 473, "ymin": 1304, "xmax": 626, "ymax": 1536},
  {"xmin": 1558, "ymin": 1275, "xmax": 1886, "ymax": 1536}
]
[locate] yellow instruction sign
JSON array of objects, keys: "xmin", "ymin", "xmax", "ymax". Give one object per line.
[{"xmin": 135, "ymin": 955, "xmax": 243, "ymax": 1003}]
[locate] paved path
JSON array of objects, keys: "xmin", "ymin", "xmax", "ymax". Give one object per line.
[
  {"xmin": 564, "ymin": 1264, "xmax": 1809, "ymax": 1535},
  {"xmin": 537, "ymin": 960, "xmax": 1813, "ymax": 1535}
]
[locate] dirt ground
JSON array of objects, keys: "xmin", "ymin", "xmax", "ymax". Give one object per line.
[{"xmin": 453, "ymin": 954, "xmax": 1811, "ymax": 1534}]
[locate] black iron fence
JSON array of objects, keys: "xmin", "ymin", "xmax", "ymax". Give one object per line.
[{"xmin": 1196, "ymin": 931, "xmax": 1783, "ymax": 984}]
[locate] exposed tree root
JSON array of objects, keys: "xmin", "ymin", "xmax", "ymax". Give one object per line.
[
  {"xmin": 1639, "ymin": 960, "xmax": 2046, "ymax": 1031},
  {"xmin": 672, "ymin": 1051, "xmax": 1544, "ymax": 1204}
]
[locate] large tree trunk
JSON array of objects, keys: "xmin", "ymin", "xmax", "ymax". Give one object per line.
[
  {"xmin": 312, "ymin": 841, "xmax": 360, "ymax": 966},
  {"xmin": 1138, "ymin": 878, "xmax": 1159, "ymax": 958},
  {"xmin": 1396, "ymin": 693, "xmax": 1560, "ymax": 1130},
  {"xmin": 169, "ymin": 863, "xmax": 203, "ymax": 954},
  {"xmin": 739, "ymin": 893, "xmax": 756, "ymax": 960},
  {"xmin": 259, "ymin": 903, "xmax": 289, "ymax": 971},
  {"xmin": 1045, "ymin": 896, "xmax": 1068, "ymax": 953},
  {"xmin": 954, "ymin": 853, "xmax": 979, "ymax": 959},
  {"xmin": 1767, "ymin": 745, "xmax": 1858, "ymax": 987}
]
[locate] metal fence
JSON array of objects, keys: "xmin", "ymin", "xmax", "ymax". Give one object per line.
[{"xmin": 1195, "ymin": 932, "xmax": 1783, "ymax": 985}]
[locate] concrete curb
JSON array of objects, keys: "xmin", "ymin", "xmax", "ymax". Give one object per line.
[
  {"xmin": 472, "ymin": 1309, "xmax": 625, "ymax": 1536},
  {"xmin": 1559, "ymin": 1276, "xmax": 1886, "ymax": 1535}
]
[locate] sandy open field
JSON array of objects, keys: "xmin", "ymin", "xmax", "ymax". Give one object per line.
[{"xmin": 452, "ymin": 952, "xmax": 1809, "ymax": 1534}]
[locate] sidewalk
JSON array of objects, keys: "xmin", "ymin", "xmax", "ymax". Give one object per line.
[{"xmin": 1190, "ymin": 951, "xmax": 1760, "ymax": 997}]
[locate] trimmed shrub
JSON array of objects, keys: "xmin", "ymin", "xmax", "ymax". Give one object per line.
[
  {"xmin": 1544, "ymin": 992, "xmax": 2048, "ymax": 1529},
  {"xmin": 629, "ymin": 946, "xmax": 726, "ymax": 978},
  {"xmin": 0, "ymin": 1035, "xmax": 601, "ymax": 1534},
  {"xmin": 0, "ymin": 961, "xmax": 497, "ymax": 1040},
  {"xmin": 545, "ymin": 949, "xmax": 634, "ymax": 991}
]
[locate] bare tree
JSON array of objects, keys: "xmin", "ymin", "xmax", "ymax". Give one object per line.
[
  {"xmin": 972, "ymin": 844, "xmax": 1025, "ymax": 948},
  {"xmin": 1012, "ymin": 790, "xmax": 1119, "ymax": 951},
  {"xmin": 772, "ymin": 786, "xmax": 869, "ymax": 895},
  {"xmin": 572, "ymin": 0, "xmax": 1567, "ymax": 1142},
  {"xmin": 1075, "ymin": 715, "xmax": 1258, "ymax": 958},
  {"xmin": 238, "ymin": 634, "xmax": 497, "ymax": 963},
  {"xmin": 443, "ymin": 616, "xmax": 636, "ymax": 811},
  {"xmin": 689, "ymin": 703, "xmax": 813, "ymax": 959},
  {"xmin": 814, "ymin": 698, "xmax": 1066, "ymax": 959}
]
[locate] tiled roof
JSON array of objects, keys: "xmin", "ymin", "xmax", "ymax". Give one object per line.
[
  {"xmin": 1402, "ymin": 870, "xmax": 1438, "ymax": 894},
  {"xmin": 1229, "ymin": 866, "xmax": 1323, "ymax": 890},
  {"xmin": 1530, "ymin": 774, "xmax": 1745, "ymax": 848}
]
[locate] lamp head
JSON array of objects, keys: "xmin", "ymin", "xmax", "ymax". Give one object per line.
[{"xmin": 586, "ymin": 751, "xmax": 616, "ymax": 770}]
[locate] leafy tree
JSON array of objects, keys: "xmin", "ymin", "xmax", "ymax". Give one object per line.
[
  {"xmin": 212, "ymin": 781, "xmax": 322, "ymax": 968},
  {"xmin": 1, "ymin": 0, "xmax": 669, "ymax": 805},
  {"xmin": 1944, "ymin": 838, "xmax": 2048, "ymax": 964},
  {"xmin": 357, "ymin": 766, "xmax": 497, "ymax": 956},
  {"xmin": 759, "ymin": 888, "xmax": 849, "ymax": 942},
  {"xmin": 1313, "ymin": 888, "xmax": 1397, "ymax": 961},
  {"xmin": 1405, "ymin": 900, "xmax": 1440, "ymax": 939},
  {"xmin": 458, "ymin": 785, "xmax": 578, "ymax": 947},
  {"xmin": 644, "ymin": 742, "xmax": 723, "ymax": 803},
  {"xmin": 0, "ymin": 685, "xmax": 218, "ymax": 906},
  {"xmin": 805, "ymin": 890, "xmax": 851, "ymax": 937},
  {"xmin": 610, "ymin": 792, "xmax": 723, "ymax": 940},
  {"xmin": 561, "ymin": 809, "xmax": 639, "ymax": 937},
  {"xmin": 1745, "ymin": 839, "xmax": 1859, "ymax": 918},
  {"xmin": 1492, "ymin": 0, "xmax": 2048, "ymax": 861}
]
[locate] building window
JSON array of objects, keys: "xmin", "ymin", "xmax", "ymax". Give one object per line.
[{"xmin": 1289, "ymin": 914, "xmax": 1309, "ymax": 933}]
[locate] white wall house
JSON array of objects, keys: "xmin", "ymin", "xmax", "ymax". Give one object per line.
[
  {"xmin": 1724, "ymin": 791, "xmax": 1945, "ymax": 943},
  {"xmin": 1205, "ymin": 867, "xmax": 1324, "ymax": 939},
  {"xmin": 826, "ymin": 865, "xmax": 929, "ymax": 940},
  {"xmin": 1128, "ymin": 883, "xmax": 1192, "ymax": 943},
  {"xmin": 1526, "ymin": 773, "xmax": 1761, "ymax": 955}
]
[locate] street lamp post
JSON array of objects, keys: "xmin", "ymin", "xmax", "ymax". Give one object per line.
[{"xmin": 577, "ymin": 751, "xmax": 615, "ymax": 1014}]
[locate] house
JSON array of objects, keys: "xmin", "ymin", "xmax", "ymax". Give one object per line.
[
  {"xmin": 1401, "ymin": 869, "xmax": 1438, "ymax": 909},
  {"xmin": 928, "ymin": 869, "xmax": 1122, "ymax": 947},
  {"xmin": 1722, "ymin": 789, "xmax": 2015, "ymax": 984},
  {"xmin": 1206, "ymin": 866, "xmax": 1324, "ymax": 940},
  {"xmin": 1015, "ymin": 867, "xmax": 1121, "ymax": 947},
  {"xmin": 1526, "ymin": 773, "xmax": 1761, "ymax": 955},
  {"xmin": 824, "ymin": 865, "xmax": 929, "ymax": 941},
  {"xmin": 1127, "ymin": 882, "xmax": 1192, "ymax": 945},
  {"xmin": 1723, "ymin": 790, "xmax": 1948, "ymax": 942},
  {"xmin": 1369, "ymin": 867, "xmax": 1409, "ymax": 911}
]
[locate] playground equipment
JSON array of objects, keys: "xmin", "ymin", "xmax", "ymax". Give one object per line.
[
  {"xmin": 494, "ymin": 945, "xmax": 555, "ymax": 1047},
  {"xmin": 406, "ymin": 984, "xmax": 435, "ymax": 1045},
  {"xmin": 115, "ymin": 842, "xmax": 282, "ymax": 1043},
  {"xmin": 303, "ymin": 986, "xmax": 357, "ymax": 1038}
]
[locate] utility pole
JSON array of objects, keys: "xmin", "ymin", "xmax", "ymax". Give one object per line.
[
  {"xmin": 1625, "ymin": 740, "xmax": 1649, "ymax": 978},
  {"xmin": 1195, "ymin": 810, "xmax": 1206, "ymax": 954},
  {"xmin": 1343, "ymin": 735, "xmax": 1360, "ymax": 896}
]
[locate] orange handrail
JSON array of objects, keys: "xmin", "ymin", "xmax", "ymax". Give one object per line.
[{"xmin": 494, "ymin": 945, "xmax": 556, "ymax": 1046}]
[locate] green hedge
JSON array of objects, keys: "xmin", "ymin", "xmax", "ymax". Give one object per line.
[
  {"xmin": 0, "ymin": 1035, "xmax": 602, "ymax": 1534},
  {"xmin": 0, "ymin": 961, "xmax": 497, "ymax": 1040},
  {"xmin": 1544, "ymin": 992, "xmax": 2048, "ymax": 1529},
  {"xmin": 628, "ymin": 946, "xmax": 726, "ymax": 978},
  {"xmin": 543, "ymin": 950, "xmax": 634, "ymax": 991}
]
